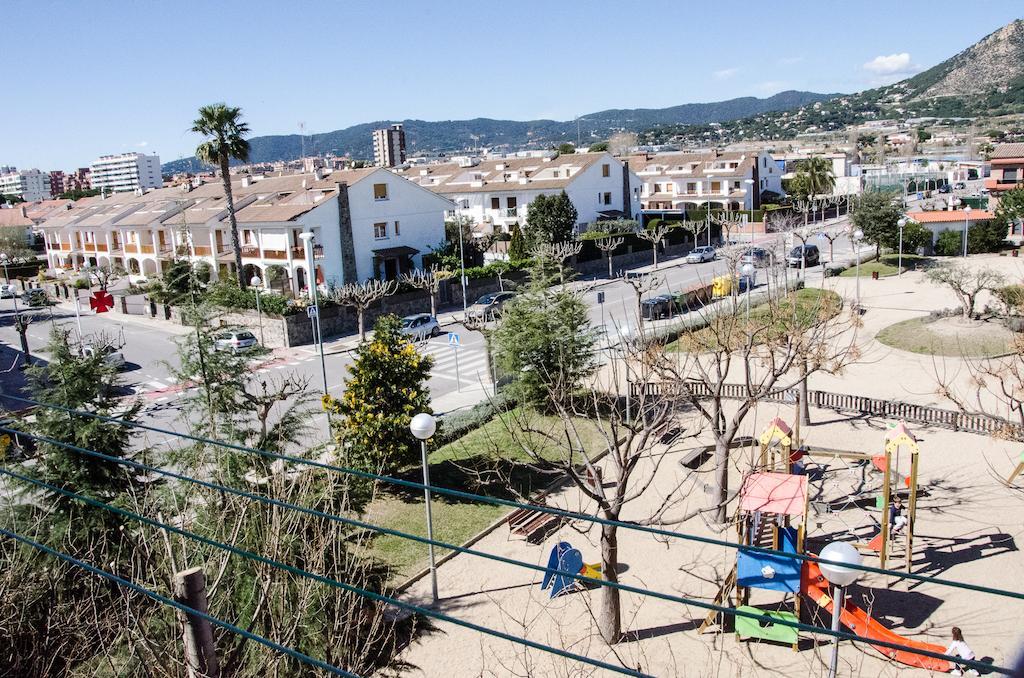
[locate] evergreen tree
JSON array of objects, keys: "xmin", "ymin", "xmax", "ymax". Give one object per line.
[
  {"xmin": 508, "ymin": 223, "xmax": 527, "ymax": 261},
  {"xmin": 526, "ymin": 191, "xmax": 578, "ymax": 246},
  {"xmin": 326, "ymin": 314, "xmax": 433, "ymax": 473},
  {"xmin": 850, "ymin": 190, "xmax": 902, "ymax": 257}
]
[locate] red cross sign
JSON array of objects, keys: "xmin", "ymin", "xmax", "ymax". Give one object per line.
[{"xmin": 89, "ymin": 290, "xmax": 115, "ymax": 313}]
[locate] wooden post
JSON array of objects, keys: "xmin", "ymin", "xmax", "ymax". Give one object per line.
[
  {"xmin": 879, "ymin": 449, "xmax": 892, "ymax": 569},
  {"xmin": 173, "ymin": 567, "xmax": 220, "ymax": 678},
  {"xmin": 905, "ymin": 451, "xmax": 920, "ymax": 573}
]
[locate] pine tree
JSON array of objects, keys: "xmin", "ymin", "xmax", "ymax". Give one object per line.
[
  {"xmin": 526, "ymin": 191, "xmax": 578, "ymax": 246},
  {"xmin": 326, "ymin": 315, "xmax": 433, "ymax": 473},
  {"xmin": 508, "ymin": 223, "xmax": 527, "ymax": 262}
]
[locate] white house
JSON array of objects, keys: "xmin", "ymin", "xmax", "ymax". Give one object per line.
[
  {"xmin": 396, "ymin": 151, "xmax": 642, "ymax": 234},
  {"xmin": 39, "ymin": 168, "xmax": 452, "ymax": 293}
]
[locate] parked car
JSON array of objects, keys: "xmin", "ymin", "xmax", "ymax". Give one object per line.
[
  {"xmin": 686, "ymin": 246, "xmax": 716, "ymax": 263},
  {"xmin": 954, "ymin": 182, "xmax": 967, "ymax": 190},
  {"xmin": 214, "ymin": 330, "xmax": 259, "ymax": 353},
  {"xmin": 401, "ymin": 313, "xmax": 441, "ymax": 340},
  {"xmin": 21, "ymin": 288, "xmax": 48, "ymax": 306},
  {"xmin": 467, "ymin": 291, "xmax": 515, "ymax": 320},
  {"xmin": 938, "ymin": 185, "xmax": 951, "ymax": 194},
  {"xmin": 787, "ymin": 244, "xmax": 820, "ymax": 268},
  {"xmin": 0, "ymin": 283, "xmax": 18, "ymax": 298},
  {"xmin": 740, "ymin": 247, "xmax": 774, "ymax": 268},
  {"xmin": 83, "ymin": 344, "xmax": 126, "ymax": 369},
  {"xmin": 641, "ymin": 294, "xmax": 675, "ymax": 321}
]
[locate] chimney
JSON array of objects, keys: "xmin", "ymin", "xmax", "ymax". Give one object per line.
[
  {"xmin": 20, "ymin": 206, "xmax": 28, "ymax": 218},
  {"xmin": 313, "ymin": 167, "xmax": 326, "ymax": 181},
  {"xmin": 335, "ymin": 182, "xmax": 358, "ymax": 284},
  {"xmin": 621, "ymin": 161, "xmax": 632, "ymax": 220}
]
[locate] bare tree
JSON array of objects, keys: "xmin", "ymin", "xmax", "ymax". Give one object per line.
[
  {"xmin": 401, "ymin": 266, "xmax": 453, "ymax": 317},
  {"xmin": 595, "ymin": 236, "xmax": 624, "ymax": 279},
  {"xmin": 608, "ymin": 131, "xmax": 638, "ymax": 156},
  {"xmin": 926, "ymin": 264, "xmax": 1005, "ymax": 322},
  {"xmin": 82, "ymin": 264, "xmax": 126, "ymax": 292},
  {"xmin": 657, "ymin": 285, "xmax": 859, "ymax": 523},
  {"xmin": 679, "ymin": 219, "xmax": 708, "ymax": 249},
  {"xmin": 937, "ymin": 335, "xmax": 1024, "ymax": 440},
  {"xmin": 635, "ymin": 222, "xmax": 670, "ymax": 270},
  {"xmin": 332, "ymin": 279, "xmax": 397, "ymax": 342},
  {"xmin": 531, "ymin": 240, "xmax": 582, "ymax": 286},
  {"xmin": 623, "ymin": 272, "xmax": 662, "ymax": 322}
]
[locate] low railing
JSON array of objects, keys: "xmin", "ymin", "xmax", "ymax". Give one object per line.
[
  {"xmin": 631, "ymin": 381, "xmax": 1023, "ymax": 439},
  {"xmin": 241, "ymin": 246, "xmax": 260, "ymax": 258},
  {"xmin": 123, "ymin": 244, "xmax": 138, "ymax": 253},
  {"xmin": 96, "ymin": 243, "xmax": 108, "ymax": 252},
  {"xmin": 84, "ymin": 243, "xmax": 96, "ymax": 252},
  {"xmin": 291, "ymin": 246, "xmax": 305, "ymax": 258},
  {"xmin": 140, "ymin": 245, "xmax": 154, "ymax": 254},
  {"xmin": 263, "ymin": 249, "xmax": 288, "ymax": 260},
  {"xmin": 193, "ymin": 245, "xmax": 213, "ymax": 256}
]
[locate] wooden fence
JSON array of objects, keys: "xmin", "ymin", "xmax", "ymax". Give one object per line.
[{"xmin": 631, "ymin": 381, "xmax": 1023, "ymax": 439}]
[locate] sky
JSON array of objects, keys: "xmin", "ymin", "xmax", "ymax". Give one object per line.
[{"xmin": 2, "ymin": 1, "xmax": 1021, "ymax": 170}]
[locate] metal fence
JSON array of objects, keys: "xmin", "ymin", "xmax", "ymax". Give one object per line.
[{"xmin": 631, "ymin": 381, "xmax": 1023, "ymax": 439}]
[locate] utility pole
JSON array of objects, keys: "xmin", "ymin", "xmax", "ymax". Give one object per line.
[{"xmin": 173, "ymin": 567, "xmax": 220, "ymax": 678}]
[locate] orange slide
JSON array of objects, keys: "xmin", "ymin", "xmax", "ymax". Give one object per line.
[{"xmin": 802, "ymin": 561, "xmax": 951, "ymax": 672}]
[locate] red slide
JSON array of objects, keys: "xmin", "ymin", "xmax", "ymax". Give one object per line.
[{"xmin": 802, "ymin": 561, "xmax": 951, "ymax": 672}]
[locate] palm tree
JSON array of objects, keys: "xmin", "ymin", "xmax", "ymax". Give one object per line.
[
  {"xmin": 799, "ymin": 155, "xmax": 836, "ymax": 197},
  {"xmin": 192, "ymin": 104, "xmax": 251, "ymax": 288}
]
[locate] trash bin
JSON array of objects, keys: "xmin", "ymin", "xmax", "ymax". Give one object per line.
[
  {"xmin": 712, "ymin": 275, "xmax": 733, "ymax": 297},
  {"xmin": 641, "ymin": 294, "xmax": 674, "ymax": 321}
]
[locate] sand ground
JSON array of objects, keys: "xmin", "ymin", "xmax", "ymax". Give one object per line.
[{"xmin": 391, "ymin": 255, "xmax": 1024, "ymax": 677}]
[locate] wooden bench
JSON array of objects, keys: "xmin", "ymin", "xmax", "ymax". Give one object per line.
[{"xmin": 507, "ymin": 502, "xmax": 563, "ymax": 543}]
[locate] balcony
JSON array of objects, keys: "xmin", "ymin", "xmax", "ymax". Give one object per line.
[
  {"xmin": 193, "ymin": 245, "xmax": 213, "ymax": 256},
  {"xmin": 985, "ymin": 176, "xmax": 1023, "ymax": 191},
  {"xmin": 291, "ymin": 246, "xmax": 305, "ymax": 258},
  {"xmin": 140, "ymin": 245, "xmax": 154, "ymax": 254},
  {"xmin": 241, "ymin": 245, "xmax": 260, "ymax": 258},
  {"xmin": 84, "ymin": 243, "xmax": 96, "ymax": 252},
  {"xmin": 263, "ymin": 249, "xmax": 288, "ymax": 260},
  {"xmin": 124, "ymin": 244, "xmax": 138, "ymax": 253}
]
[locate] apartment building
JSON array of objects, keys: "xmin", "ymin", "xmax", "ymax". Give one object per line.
[
  {"xmin": 0, "ymin": 168, "xmax": 51, "ymax": 201},
  {"xmin": 986, "ymin": 143, "xmax": 1024, "ymax": 198},
  {"xmin": 39, "ymin": 167, "xmax": 451, "ymax": 292},
  {"xmin": 397, "ymin": 152, "xmax": 641, "ymax": 234},
  {"xmin": 626, "ymin": 150, "xmax": 783, "ymax": 214},
  {"xmin": 373, "ymin": 124, "xmax": 407, "ymax": 168},
  {"xmin": 89, "ymin": 153, "xmax": 162, "ymax": 193}
]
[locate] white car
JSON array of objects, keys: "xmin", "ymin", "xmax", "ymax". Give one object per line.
[
  {"xmin": 83, "ymin": 344, "xmax": 126, "ymax": 369},
  {"xmin": 214, "ymin": 330, "xmax": 259, "ymax": 353},
  {"xmin": 402, "ymin": 313, "xmax": 441, "ymax": 340},
  {"xmin": 0, "ymin": 283, "xmax": 17, "ymax": 299},
  {"xmin": 686, "ymin": 246, "xmax": 716, "ymax": 263}
]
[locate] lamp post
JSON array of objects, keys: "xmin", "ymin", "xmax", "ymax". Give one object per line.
[
  {"xmin": 963, "ymin": 205, "xmax": 972, "ymax": 257},
  {"xmin": 818, "ymin": 541, "xmax": 863, "ymax": 678},
  {"xmin": 250, "ymin": 275, "xmax": 264, "ymax": 346},
  {"xmin": 410, "ymin": 412, "xmax": 439, "ymax": 602},
  {"xmin": 298, "ymin": 231, "xmax": 329, "ymax": 400},
  {"xmin": 616, "ymin": 324, "xmax": 634, "ymax": 424},
  {"xmin": 456, "ymin": 217, "xmax": 468, "ymax": 321},
  {"xmin": 741, "ymin": 262, "xmax": 755, "ymax": 322},
  {"xmin": 853, "ymin": 229, "xmax": 864, "ymax": 309},
  {"xmin": 744, "ymin": 178, "xmax": 755, "ymax": 247},
  {"xmin": 896, "ymin": 217, "xmax": 906, "ymax": 277}
]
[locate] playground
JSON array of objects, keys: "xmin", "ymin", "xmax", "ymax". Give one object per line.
[{"xmin": 395, "ymin": 406, "xmax": 1024, "ymax": 676}]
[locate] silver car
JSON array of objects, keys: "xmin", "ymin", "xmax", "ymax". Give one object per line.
[
  {"xmin": 82, "ymin": 344, "xmax": 126, "ymax": 369},
  {"xmin": 401, "ymin": 313, "xmax": 441, "ymax": 340},
  {"xmin": 467, "ymin": 291, "xmax": 515, "ymax": 320},
  {"xmin": 214, "ymin": 330, "xmax": 259, "ymax": 353},
  {"xmin": 686, "ymin": 246, "xmax": 716, "ymax": 263}
]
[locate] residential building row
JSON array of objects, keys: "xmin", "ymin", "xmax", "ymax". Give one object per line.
[
  {"xmin": 0, "ymin": 169, "xmax": 51, "ymax": 202},
  {"xmin": 38, "ymin": 167, "xmax": 452, "ymax": 293},
  {"xmin": 89, "ymin": 152, "xmax": 162, "ymax": 193}
]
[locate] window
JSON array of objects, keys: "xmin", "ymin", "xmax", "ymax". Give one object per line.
[
  {"xmin": 394, "ymin": 220, "xmax": 400, "ymax": 236},
  {"xmin": 374, "ymin": 222, "xmax": 387, "ymax": 239},
  {"xmin": 373, "ymin": 183, "xmax": 388, "ymax": 200},
  {"xmin": 507, "ymin": 197, "xmax": 517, "ymax": 209},
  {"xmin": 602, "ymin": 192, "xmax": 612, "ymax": 205},
  {"xmin": 602, "ymin": 164, "xmax": 610, "ymax": 177},
  {"xmin": 553, "ymin": 170, "xmax": 560, "ymax": 178},
  {"xmin": 687, "ymin": 182, "xmax": 696, "ymax": 194},
  {"xmin": 491, "ymin": 197, "xmax": 500, "ymax": 210}
]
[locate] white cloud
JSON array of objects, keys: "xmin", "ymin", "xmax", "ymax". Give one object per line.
[
  {"xmin": 863, "ymin": 52, "xmax": 912, "ymax": 75},
  {"xmin": 136, "ymin": 141, "xmax": 149, "ymax": 148},
  {"xmin": 713, "ymin": 67, "xmax": 739, "ymax": 80},
  {"xmin": 778, "ymin": 56, "xmax": 803, "ymax": 66}
]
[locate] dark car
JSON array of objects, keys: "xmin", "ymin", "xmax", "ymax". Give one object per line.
[
  {"xmin": 641, "ymin": 294, "xmax": 675, "ymax": 321},
  {"xmin": 938, "ymin": 184, "xmax": 951, "ymax": 194},
  {"xmin": 787, "ymin": 245, "xmax": 820, "ymax": 268},
  {"xmin": 740, "ymin": 247, "xmax": 773, "ymax": 268},
  {"xmin": 467, "ymin": 291, "xmax": 515, "ymax": 320}
]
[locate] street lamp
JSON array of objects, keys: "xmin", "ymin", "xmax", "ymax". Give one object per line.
[
  {"xmin": 741, "ymin": 262, "xmax": 755, "ymax": 322},
  {"xmin": 298, "ymin": 231, "xmax": 329, "ymax": 400},
  {"xmin": 250, "ymin": 275, "xmax": 265, "ymax": 345},
  {"xmin": 410, "ymin": 412, "xmax": 439, "ymax": 602},
  {"xmin": 744, "ymin": 178, "xmax": 755, "ymax": 246},
  {"xmin": 963, "ymin": 205, "xmax": 972, "ymax": 257},
  {"xmin": 896, "ymin": 217, "xmax": 907, "ymax": 277},
  {"xmin": 0, "ymin": 254, "xmax": 20, "ymax": 319},
  {"xmin": 853, "ymin": 229, "xmax": 864, "ymax": 309},
  {"xmin": 818, "ymin": 541, "xmax": 863, "ymax": 678},
  {"xmin": 616, "ymin": 324, "xmax": 634, "ymax": 424}
]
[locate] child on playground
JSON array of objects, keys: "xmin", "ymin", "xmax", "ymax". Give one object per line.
[
  {"xmin": 890, "ymin": 496, "xmax": 908, "ymax": 535},
  {"xmin": 946, "ymin": 627, "xmax": 978, "ymax": 676}
]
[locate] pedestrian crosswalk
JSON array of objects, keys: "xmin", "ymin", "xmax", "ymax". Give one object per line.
[{"xmin": 415, "ymin": 339, "xmax": 492, "ymax": 385}]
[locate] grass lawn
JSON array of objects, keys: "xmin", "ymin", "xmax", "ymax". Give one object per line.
[
  {"xmin": 839, "ymin": 254, "xmax": 931, "ymax": 277},
  {"xmin": 667, "ymin": 288, "xmax": 842, "ymax": 352},
  {"xmin": 876, "ymin": 316, "xmax": 1014, "ymax": 357},
  {"xmin": 363, "ymin": 410, "xmax": 609, "ymax": 584}
]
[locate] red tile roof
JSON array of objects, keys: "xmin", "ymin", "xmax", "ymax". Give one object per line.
[{"xmin": 907, "ymin": 209, "xmax": 995, "ymax": 224}]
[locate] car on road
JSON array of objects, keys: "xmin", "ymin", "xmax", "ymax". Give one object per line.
[
  {"xmin": 686, "ymin": 246, "xmax": 716, "ymax": 263},
  {"xmin": 954, "ymin": 182, "xmax": 967, "ymax": 190},
  {"xmin": 0, "ymin": 283, "xmax": 18, "ymax": 298},
  {"xmin": 740, "ymin": 247, "xmax": 774, "ymax": 268},
  {"xmin": 214, "ymin": 330, "xmax": 259, "ymax": 353},
  {"xmin": 467, "ymin": 291, "xmax": 515, "ymax": 320},
  {"xmin": 21, "ymin": 289, "xmax": 48, "ymax": 306},
  {"xmin": 787, "ymin": 245, "xmax": 820, "ymax": 268},
  {"xmin": 83, "ymin": 344, "xmax": 126, "ymax": 369},
  {"xmin": 938, "ymin": 184, "xmax": 951, "ymax": 194},
  {"xmin": 401, "ymin": 313, "xmax": 441, "ymax": 340}
]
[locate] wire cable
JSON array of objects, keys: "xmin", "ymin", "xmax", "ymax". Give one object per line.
[
  {"xmin": 0, "ymin": 465, "xmax": 651, "ymax": 678},
  {"xmin": 6, "ymin": 395, "xmax": 1024, "ymax": 602},
  {"xmin": 1, "ymin": 443, "xmax": 1012, "ymax": 675},
  {"xmin": 0, "ymin": 527, "xmax": 360, "ymax": 677}
]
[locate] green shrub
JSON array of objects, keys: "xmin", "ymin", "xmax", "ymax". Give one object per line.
[
  {"xmin": 996, "ymin": 284, "xmax": 1024, "ymax": 315},
  {"xmin": 433, "ymin": 389, "xmax": 518, "ymax": 447},
  {"xmin": 73, "ymin": 278, "xmax": 91, "ymax": 290},
  {"xmin": 934, "ymin": 230, "xmax": 962, "ymax": 256}
]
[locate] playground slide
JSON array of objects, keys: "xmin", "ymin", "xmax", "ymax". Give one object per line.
[{"xmin": 802, "ymin": 562, "xmax": 951, "ymax": 672}]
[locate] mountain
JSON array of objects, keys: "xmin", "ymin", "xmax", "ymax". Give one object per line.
[
  {"xmin": 643, "ymin": 19, "xmax": 1024, "ymax": 146},
  {"xmin": 161, "ymin": 90, "xmax": 832, "ymax": 174}
]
